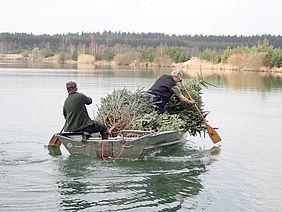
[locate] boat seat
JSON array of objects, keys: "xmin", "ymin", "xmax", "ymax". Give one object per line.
[
  {"xmin": 59, "ymin": 131, "xmax": 90, "ymax": 136},
  {"xmin": 59, "ymin": 131, "xmax": 91, "ymax": 142}
]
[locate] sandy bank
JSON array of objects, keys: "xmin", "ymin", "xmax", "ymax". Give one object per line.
[
  {"xmin": 0, "ymin": 54, "xmax": 281, "ymax": 73},
  {"xmin": 175, "ymin": 57, "xmax": 282, "ymax": 74}
]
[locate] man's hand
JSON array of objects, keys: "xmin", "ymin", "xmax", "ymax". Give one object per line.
[
  {"xmin": 189, "ymin": 99, "xmax": 196, "ymax": 104},
  {"xmin": 179, "ymin": 94, "xmax": 196, "ymax": 105}
]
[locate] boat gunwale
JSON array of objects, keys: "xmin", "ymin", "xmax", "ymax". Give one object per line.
[{"xmin": 56, "ymin": 129, "xmax": 186, "ymax": 143}]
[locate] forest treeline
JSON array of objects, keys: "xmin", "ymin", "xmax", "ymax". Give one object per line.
[
  {"xmin": 0, "ymin": 32, "xmax": 281, "ymax": 68},
  {"xmin": 1, "ymin": 32, "xmax": 281, "ymax": 53}
]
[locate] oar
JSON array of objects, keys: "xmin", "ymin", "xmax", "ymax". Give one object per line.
[
  {"xmin": 180, "ymin": 82, "xmax": 221, "ymax": 144},
  {"xmin": 48, "ymin": 127, "xmax": 63, "ymax": 147}
]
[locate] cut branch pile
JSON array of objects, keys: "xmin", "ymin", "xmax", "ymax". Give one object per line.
[
  {"xmin": 96, "ymin": 88, "xmax": 154, "ymax": 137},
  {"xmin": 95, "ymin": 76, "xmax": 212, "ymax": 137}
]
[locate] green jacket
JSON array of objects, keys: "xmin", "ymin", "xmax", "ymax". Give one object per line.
[{"xmin": 63, "ymin": 92, "xmax": 95, "ymax": 132}]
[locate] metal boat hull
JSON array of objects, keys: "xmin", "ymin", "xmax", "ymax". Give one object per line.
[{"xmin": 54, "ymin": 130, "xmax": 186, "ymax": 159}]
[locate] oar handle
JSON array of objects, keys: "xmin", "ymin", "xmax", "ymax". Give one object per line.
[{"xmin": 180, "ymin": 82, "xmax": 207, "ymax": 124}]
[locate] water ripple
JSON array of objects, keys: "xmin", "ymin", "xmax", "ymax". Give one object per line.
[{"xmin": 49, "ymin": 148, "xmax": 212, "ymax": 211}]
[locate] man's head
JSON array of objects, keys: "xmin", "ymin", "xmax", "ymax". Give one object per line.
[
  {"xmin": 66, "ymin": 81, "xmax": 77, "ymax": 93},
  {"xmin": 170, "ymin": 70, "xmax": 183, "ymax": 82}
]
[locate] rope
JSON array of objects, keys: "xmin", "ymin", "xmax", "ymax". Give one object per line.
[
  {"xmin": 100, "ymin": 141, "xmax": 105, "ymax": 160},
  {"xmin": 114, "ymin": 139, "xmax": 128, "ymax": 161},
  {"xmin": 98, "ymin": 138, "xmax": 127, "ymax": 161}
]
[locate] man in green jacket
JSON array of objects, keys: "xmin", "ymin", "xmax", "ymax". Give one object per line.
[{"xmin": 63, "ymin": 81, "xmax": 109, "ymax": 139}]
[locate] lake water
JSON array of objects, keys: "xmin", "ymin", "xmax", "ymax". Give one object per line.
[{"xmin": 0, "ymin": 64, "xmax": 282, "ymax": 211}]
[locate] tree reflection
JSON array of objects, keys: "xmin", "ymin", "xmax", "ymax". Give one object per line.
[{"xmin": 186, "ymin": 70, "xmax": 282, "ymax": 92}]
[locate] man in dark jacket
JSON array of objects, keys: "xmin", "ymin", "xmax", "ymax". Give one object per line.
[
  {"xmin": 148, "ymin": 70, "xmax": 195, "ymax": 113},
  {"xmin": 63, "ymin": 81, "xmax": 109, "ymax": 139}
]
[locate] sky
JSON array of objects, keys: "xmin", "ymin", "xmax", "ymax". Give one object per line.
[{"xmin": 1, "ymin": 0, "xmax": 281, "ymax": 36}]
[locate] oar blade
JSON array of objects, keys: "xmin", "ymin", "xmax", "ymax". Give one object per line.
[
  {"xmin": 181, "ymin": 81, "xmax": 221, "ymax": 144},
  {"xmin": 48, "ymin": 134, "xmax": 61, "ymax": 147},
  {"xmin": 206, "ymin": 124, "xmax": 221, "ymax": 144}
]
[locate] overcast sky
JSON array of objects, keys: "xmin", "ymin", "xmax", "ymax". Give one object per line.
[{"xmin": 1, "ymin": 0, "xmax": 281, "ymax": 36}]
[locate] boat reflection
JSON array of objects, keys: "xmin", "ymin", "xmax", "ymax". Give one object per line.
[{"xmin": 56, "ymin": 144, "xmax": 221, "ymax": 211}]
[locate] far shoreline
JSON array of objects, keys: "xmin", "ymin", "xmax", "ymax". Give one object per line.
[{"xmin": 0, "ymin": 53, "xmax": 281, "ymax": 74}]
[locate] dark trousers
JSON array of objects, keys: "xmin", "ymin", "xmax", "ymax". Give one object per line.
[
  {"xmin": 81, "ymin": 121, "xmax": 109, "ymax": 139},
  {"xmin": 147, "ymin": 92, "xmax": 166, "ymax": 114},
  {"xmin": 155, "ymin": 102, "xmax": 166, "ymax": 114}
]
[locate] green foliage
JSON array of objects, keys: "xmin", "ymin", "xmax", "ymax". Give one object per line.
[
  {"xmin": 1, "ymin": 33, "xmax": 281, "ymax": 60},
  {"xmin": 103, "ymin": 49, "xmax": 115, "ymax": 61},
  {"xmin": 31, "ymin": 47, "xmax": 57, "ymax": 62},
  {"xmin": 166, "ymin": 80, "xmax": 206, "ymax": 136},
  {"xmin": 200, "ymin": 49, "xmax": 220, "ymax": 63},
  {"xmin": 96, "ymin": 88, "xmax": 154, "ymax": 136},
  {"xmin": 263, "ymin": 48, "xmax": 282, "ymax": 68},
  {"xmin": 221, "ymin": 47, "xmax": 232, "ymax": 63},
  {"xmin": 2, "ymin": 33, "xmax": 281, "ymax": 69},
  {"xmin": 133, "ymin": 112, "xmax": 186, "ymax": 132},
  {"xmin": 221, "ymin": 46, "xmax": 250, "ymax": 63},
  {"xmin": 165, "ymin": 47, "xmax": 191, "ymax": 63},
  {"xmin": 113, "ymin": 51, "xmax": 140, "ymax": 65},
  {"xmin": 254, "ymin": 39, "xmax": 272, "ymax": 53},
  {"xmin": 97, "ymin": 88, "xmax": 153, "ymax": 118},
  {"xmin": 96, "ymin": 79, "xmax": 208, "ymax": 137},
  {"xmin": 72, "ymin": 50, "xmax": 78, "ymax": 61},
  {"xmin": 220, "ymin": 39, "xmax": 281, "ymax": 68},
  {"xmin": 152, "ymin": 46, "xmax": 173, "ymax": 65},
  {"xmin": 141, "ymin": 48, "xmax": 156, "ymax": 62},
  {"xmin": 42, "ymin": 49, "xmax": 55, "ymax": 58}
]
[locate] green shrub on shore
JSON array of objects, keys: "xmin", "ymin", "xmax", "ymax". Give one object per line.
[
  {"xmin": 140, "ymin": 48, "xmax": 156, "ymax": 62},
  {"xmin": 72, "ymin": 50, "xmax": 78, "ymax": 61},
  {"xmin": 221, "ymin": 46, "xmax": 249, "ymax": 63},
  {"xmin": 103, "ymin": 49, "xmax": 115, "ymax": 61},
  {"xmin": 165, "ymin": 47, "xmax": 191, "ymax": 63},
  {"xmin": 113, "ymin": 51, "xmax": 140, "ymax": 65},
  {"xmin": 263, "ymin": 48, "xmax": 282, "ymax": 68},
  {"xmin": 200, "ymin": 49, "xmax": 221, "ymax": 63},
  {"xmin": 216, "ymin": 39, "xmax": 282, "ymax": 68}
]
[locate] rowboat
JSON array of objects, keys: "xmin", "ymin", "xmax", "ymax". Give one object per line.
[{"xmin": 48, "ymin": 130, "xmax": 187, "ymax": 159}]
